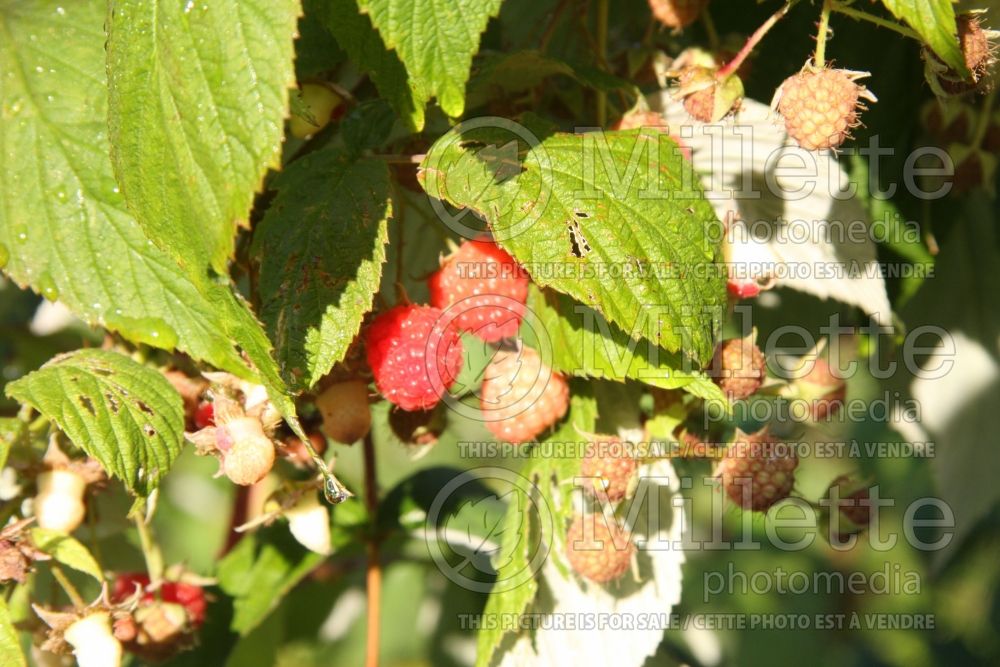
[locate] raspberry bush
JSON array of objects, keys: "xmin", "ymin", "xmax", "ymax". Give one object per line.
[{"xmin": 0, "ymin": 1, "xmax": 996, "ymax": 666}]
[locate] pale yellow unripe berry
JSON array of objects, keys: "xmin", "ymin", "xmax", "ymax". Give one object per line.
[
  {"xmin": 34, "ymin": 469, "xmax": 87, "ymax": 533},
  {"xmin": 289, "ymin": 84, "xmax": 343, "ymax": 139},
  {"xmin": 315, "ymin": 380, "xmax": 371, "ymax": 444},
  {"xmin": 64, "ymin": 612, "xmax": 123, "ymax": 667},
  {"xmin": 217, "ymin": 417, "xmax": 276, "ymax": 486},
  {"xmin": 285, "ymin": 492, "xmax": 332, "ymax": 555}
]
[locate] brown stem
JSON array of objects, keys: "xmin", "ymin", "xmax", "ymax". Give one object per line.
[
  {"xmin": 538, "ymin": 0, "xmax": 571, "ymax": 53},
  {"xmin": 373, "ymin": 153, "xmax": 426, "ymax": 164},
  {"xmin": 363, "ymin": 432, "xmax": 381, "ymax": 667},
  {"xmin": 220, "ymin": 485, "xmax": 251, "ymax": 556},
  {"xmin": 717, "ymin": 1, "xmax": 797, "ymax": 79}
]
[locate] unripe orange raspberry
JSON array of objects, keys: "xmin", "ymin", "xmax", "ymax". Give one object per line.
[
  {"xmin": 775, "ymin": 67, "xmax": 875, "ymax": 150},
  {"xmin": 479, "ymin": 347, "xmax": 569, "ymax": 444},
  {"xmin": 565, "ymin": 513, "xmax": 634, "ymax": 583},
  {"xmin": 580, "ymin": 437, "xmax": 638, "ymax": 502},
  {"xmin": 709, "ymin": 335, "xmax": 766, "ymax": 401},
  {"xmin": 927, "ymin": 14, "xmax": 996, "ymax": 95},
  {"xmin": 648, "ymin": 0, "xmax": 707, "ymax": 30},
  {"xmin": 716, "ymin": 428, "xmax": 797, "ymax": 512}
]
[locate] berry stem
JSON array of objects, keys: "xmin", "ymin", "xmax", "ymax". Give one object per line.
[
  {"xmin": 133, "ymin": 511, "xmax": 164, "ymax": 584},
  {"xmin": 830, "ymin": 2, "xmax": 919, "ymax": 40},
  {"xmin": 538, "ymin": 0, "xmax": 571, "ymax": 53},
  {"xmin": 363, "ymin": 431, "xmax": 382, "ymax": 667},
  {"xmin": 51, "ymin": 563, "xmax": 86, "ymax": 609},
  {"xmin": 701, "ymin": 8, "xmax": 720, "ymax": 52},
  {"xmin": 814, "ymin": 0, "xmax": 833, "ymax": 68},
  {"xmin": 717, "ymin": 1, "xmax": 797, "ymax": 79},
  {"xmin": 970, "ymin": 87, "xmax": 998, "ymax": 149},
  {"xmin": 595, "ymin": 0, "xmax": 609, "ymax": 127}
]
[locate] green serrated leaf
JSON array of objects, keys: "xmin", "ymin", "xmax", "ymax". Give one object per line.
[
  {"xmin": 881, "ymin": 0, "xmax": 965, "ymax": 73},
  {"xmin": 475, "ymin": 390, "xmax": 596, "ymax": 667},
  {"xmin": 315, "ymin": 0, "xmax": 425, "ymax": 130},
  {"xmin": 106, "ymin": 0, "xmax": 300, "ymax": 276},
  {"xmin": 217, "ymin": 524, "xmax": 325, "ymax": 635},
  {"xmin": 420, "ymin": 127, "xmax": 725, "ymax": 363},
  {"xmin": 30, "ymin": 528, "xmax": 103, "ymax": 581},
  {"xmin": 254, "ymin": 149, "xmax": 391, "ymax": 390},
  {"xmin": 5, "ymin": 349, "xmax": 184, "ymax": 496},
  {"xmin": 0, "ymin": 0, "xmax": 271, "ymax": 378},
  {"xmin": 474, "ymin": 482, "xmax": 536, "ymax": 667},
  {"xmin": 341, "ymin": 99, "xmax": 398, "ymax": 156},
  {"xmin": 466, "ymin": 50, "xmax": 638, "ymax": 110},
  {"xmin": 357, "ymin": 0, "xmax": 503, "ymax": 119},
  {"xmin": 0, "ymin": 598, "xmax": 25, "ymax": 667},
  {"xmin": 0, "ymin": 418, "xmax": 24, "ymax": 470},
  {"xmin": 526, "ymin": 285, "xmax": 725, "ymax": 400}
]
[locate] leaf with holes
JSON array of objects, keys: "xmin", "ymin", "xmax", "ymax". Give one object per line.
[
  {"xmin": 420, "ymin": 127, "xmax": 725, "ymax": 363},
  {"xmin": 880, "ymin": 0, "xmax": 965, "ymax": 73},
  {"xmin": 5, "ymin": 349, "xmax": 184, "ymax": 496},
  {"xmin": 253, "ymin": 148, "xmax": 391, "ymax": 390},
  {"xmin": 106, "ymin": 0, "xmax": 300, "ymax": 276},
  {"xmin": 356, "ymin": 0, "xmax": 503, "ymax": 119},
  {"xmin": 526, "ymin": 286, "xmax": 724, "ymax": 401},
  {"xmin": 314, "ymin": 0, "xmax": 426, "ymax": 130}
]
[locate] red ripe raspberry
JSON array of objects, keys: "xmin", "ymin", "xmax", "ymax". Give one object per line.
[
  {"xmin": 428, "ymin": 235, "xmax": 529, "ymax": 342},
  {"xmin": 164, "ymin": 582, "xmax": 206, "ymax": 627},
  {"xmin": 648, "ymin": 0, "xmax": 707, "ymax": 30},
  {"xmin": 111, "ymin": 574, "xmax": 206, "ymax": 627},
  {"xmin": 580, "ymin": 437, "xmax": 638, "ymax": 502},
  {"xmin": 775, "ymin": 67, "xmax": 875, "ymax": 150},
  {"xmin": 716, "ymin": 428, "xmax": 798, "ymax": 511},
  {"xmin": 193, "ymin": 401, "xmax": 215, "ymax": 429},
  {"xmin": 365, "ymin": 305, "xmax": 464, "ymax": 411},
  {"xmin": 565, "ymin": 513, "xmax": 634, "ymax": 583},
  {"xmin": 479, "ymin": 346, "xmax": 569, "ymax": 444},
  {"xmin": 799, "ymin": 357, "xmax": 846, "ymax": 419},
  {"xmin": 709, "ymin": 335, "xmax": 766, "ymax": 401}
]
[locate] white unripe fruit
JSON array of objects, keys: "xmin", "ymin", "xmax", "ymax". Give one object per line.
[
  {"xmin": 63, "ymin": 612, "xmax": 122, "ymax": 667},
  {"xmin": 34, "ymin": 470, "xmax": 87, "ymax": 533},
  {"xmin": 286, "ymin": 493, "xmax": 332, "ymax": 555}
]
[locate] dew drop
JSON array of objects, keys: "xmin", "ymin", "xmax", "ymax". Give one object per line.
[
  {"xmin": 104, "ymin": 312, "xmax": 178, "ymax": 350},
  {"xmin": 38, "ymin": 272, "xmax": 59, "ymax": 301},
  {"xmin": 13, "ymin": 224, "xmax": 28, "ymax": 243}
]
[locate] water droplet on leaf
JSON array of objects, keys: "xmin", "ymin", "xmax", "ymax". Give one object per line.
[{"xmin": 104, "ymin": 313, "xmax": 178, "ymax": 350}]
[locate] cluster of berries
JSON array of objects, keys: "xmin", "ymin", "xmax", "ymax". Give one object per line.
[
  {"xmin": 649, "ymin": 1, "xmax": 994, "ymax": 152},
  {"xmin": 364, "ymin": 234, "xmax": 570, "ymax": 445},
  {"xmin": 32, "ymin": 571, "xmax": 209, "ymax": 666},
  {"xmin": 566, "ymin": 436, "xmax": 640, "ymax": 583}
]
